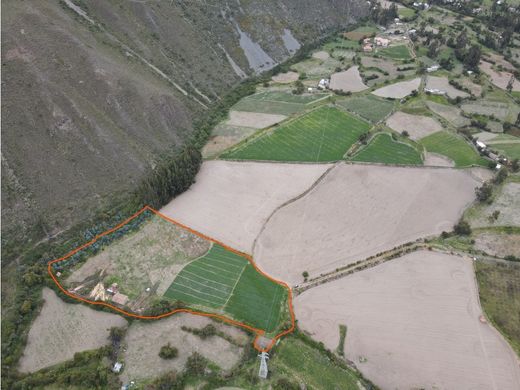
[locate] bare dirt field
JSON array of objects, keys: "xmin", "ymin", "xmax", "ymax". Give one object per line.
[
  {"xmin": 226, "ymin": 111, "xmax": 287, "ymax": 129},
  {"xmin": 312, "ymin": 50, "xmax": 330, "ymax": 60},
  {"xmin": 121, "ymin": 314, "xmax": 245, "ymax": 382},
  {"xmin": 254, "ymin": 164, "xmax": 481, "ymax": 284},
  {"xmin": 372, "ymin": 78, "xmax": 421, "ymax": 99},
  {"xmin": 18, "ymin": 288, "xmax": 127, "ymax": 373},
  {"xmin": 425, "ymin": 76, "xmax": 469, "ymax": 99},
  {"xmin": 467, "ymin": 182, "xmax": 520, "ymax": 228},
  {"xmin": 202, "ymin": 125, "xmax": 257, "ymax": 158},
  {"xmin": 386, "ymin": 111, "xmax": 443, "ymax": 140},
  {"xmin": 294, "ymin": 251, "xmax": 520, "ymax": 390},
  {"xmin": 426, "ymin": 100, "xmax": 471, "ymax": 127},
  {"xmin": 460, "ymin": 77, "xmax": 483, "ymax": 96},
  {"xmin": 474, "ymin": 232, "xmax": 520, "ymax": 258},
  {"xmin": 67, "ymin": 215, "xmax": 210, "ymax": 299},
  {"xmin": 423, "ymin": 152, "xmax": 455, "ymax": 167},
  {"xmin": 160, "ymin": 161, "xmax": 331, "ymax": 253},
  {"xmin": 480, "ymin": 61, "xmax": 520, "ymax": 92},
  {"xmin": 329, "ymin": 66, "xmax": 368, "ymax": 93},
  {"xmin": 271, "ymin": 71, "xmax": 299, "ymax": 84}
]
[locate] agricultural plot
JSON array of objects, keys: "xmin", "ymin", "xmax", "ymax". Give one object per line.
[
  {"xmin": 461, "ymin": 93, "xmax": 520, "ymax": 123},
  {"xmin": 226, "ymin": 111, "xmax": 286, "ymax": 129},
  {"xmin": 221, "ymin": 106, "xmax": 370, "ymax": 162},
  {"xmin": 372, "ymin": 77, "xmax": 421, "ymax": 99},
  {"xmin": 419, "ymin": 131, "xmax": 488, "ymax": 167},
  {"xmin": 425, "ymin": 100, "xmax": 470, "ymax": 127},
  {"xmin": 386, "ymin": 111, "xmax": 443, "ymax": 140},
  {"xmin": 338, "ymin": 94, "xmax": 395, "ymax": 123},
  {"xmin": 351, "ymin": 133, "xmax": 423, "ymax": 165},
  {"xmin": 232, "ymin": 91, "xmax": 328, "ymax": 116},
  {"xmin": 425, "ymin": 76, "xmax": 469, "ymax": 99},
  {"xmin": 329, "ymin": 66, "xmax": 368, "ymax": 93},
  {"xmin": 377, "ymin": 45, "xmax": 412, "ymax": 60},
  {"xmin": 290, "ymin": 56, "xmax": 343, "ymax": 79},
  {"xmin": 466, "ymin": 182, "xmax": 520, "ymax": 228},
  {"xmin": 202, "ymin": 124, "xmax": 257, "ymax": 158},
  {"xmin": 271, "ymin": 71, "xmax": 299, "ymax": 84},
  {"xmin": 474, "ymin": 232, "xmax": 520, "ymax": 258},
  {"xmin": 492, "ymin": 143, "xmax": 520, "ymax": 159},
  {"xmin": 164, "ymin": 244, "xmax": 287, "ymax": 332},
  {"xmin": 294, "ymin": 251, "xmax": 520, "ymax": 390},
  {"xmin": 480, "ymin": 60, "xmax": 520, "ymax": 92}
]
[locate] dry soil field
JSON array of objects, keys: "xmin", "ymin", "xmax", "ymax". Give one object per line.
[
  {"xmin": 271, "ymin": 71, "xmax": 299, "ymax": 83},
  {"xmin": 425, "ymin": 100, "xmax": 471, "ymax": 127},
  {"xmin": 372, "ymin": 77, "xmax": 421, "ymax": 99},
  {"xmin": 121, "ymin": 314, "xmax": 245, "ymax": 383},
  {"xmin": 226, "ymin": 111, "xmax": 287, "ymax": 129},
  {"xmin": 18, "ymin": 288, "xmax": 127, "ymax": 373},
  {"xmin": 160, "ymin": 161, "xmax": 331, "ymax": 253},
  {"xmin": 474, "ymin": 232, "xmax": 520, "ymax": 258},
  {"xmin": 329, "ymin": 66, "xmax": 368, "ymax": 93},
  {"xmin": 480, "ymin": 61, "xmax": 520, "ymax": 92},
  {"xmin": 423, "ymin": 152, "xmax": 455, "ymax": 167},
  {"xmin": 468, "ymin": 182, "xmax": 520, "ymax": 228},
  {"xmin": 425, "ymin": 76, "xmax": 469, "ymax": 99},
  {"xmin": 386, "ymin": 111, "xmax": 443, "ymax": 140},
  {"xmin": 294, "ymin": 251, "xmax": 520, "ymax": 390},
  {"xmin": 254, "ymin": 163, "xmax": 481, "ymax": 284}
]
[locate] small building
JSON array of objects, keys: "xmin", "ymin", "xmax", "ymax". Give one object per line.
[
  {"xmin": 318, "ymin": 78, "xmax": 329, "ymax": 89},
  {"xmin": 113, "ymin": 362, "xmax": 123, "ymax": 373},
  {"xmin": 374, "ymin": 37, "xmax": 390, "ymax": 47},
  {"xmin": 495, "ymin": 163, "xmax": 502, "ymax": 170},
  {"xmin": 112, "ymin": 292, "xmax": 129, "ymax": 306},
  {"xmin": 363, "ymin": 44, "xmax": 373, "ymax": 52},
  {"xmin": 476, "ymin": 140, "xmax": 487, "ymax": 150},
  {"xmin": 426, "ymin": 65, "xmax": 440, "ymax": 73},
  {"xmin": 107, "ymin": 283, "xmax": 119, "ymax": 295},
  {"xmin": 425, "ymin": 87, "xmax": 444, "ymax": 95}
]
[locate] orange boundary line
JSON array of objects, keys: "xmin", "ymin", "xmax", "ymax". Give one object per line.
[{"xmin": 47, "ymin": 205, "xmax": 295, "ymax": 352}]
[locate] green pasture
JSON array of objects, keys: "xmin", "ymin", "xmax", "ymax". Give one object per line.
[
  {"xmin": 351, "ymin": 133, "xmax": 423, "ymax": 165},
  {"xmin": 338, "ymin": 95, "xmax": 395, "ymax": 123}
]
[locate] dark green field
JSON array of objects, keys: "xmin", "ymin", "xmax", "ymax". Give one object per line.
[
  {"xmin": 221, "ymin": 106, "xmax": 370, "ymax": 162},
  {"xmin": 164, "ymin": 244, "xmax": 287, "ymax": 332},
  {"xmin": 352, "ymin": 133, "xmax": 423, "ymax": 165},
  {"xmin": 419, "ymin": 131, "xmax": 489, "ymax": 167}
]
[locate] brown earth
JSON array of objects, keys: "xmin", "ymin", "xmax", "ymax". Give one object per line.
[
  {"xmin": 226, "ymin": 111, "xmax": 287, "ymax": 129},
  {"xmin": 329, "ymin": 66, "xmax": 368, "ymax": 93},
  {"xmin": 271, "ymin": 71, "xmax": 299, "ymax": 83},
  {"xmin": 474, "ymin": 232, "xmax": 520, "ymax": 258},
  {"xmin": 294, "ymin": 251, "xmax": 520, "ymax": 390},
  {"xmin": 386, "ymin": 111, "xmax": 443, "ymax": 140},
  {"xmin": 372, "ymin": 78, "xmax": 421, "ymax": 99},
  {"xmin": 254, "ymin": 163, "xmax": 481, "ymax": 284}
]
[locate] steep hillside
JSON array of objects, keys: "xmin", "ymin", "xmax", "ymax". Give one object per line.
[{"xmin": 1, "ymin": 0, "xmax": 368, "ymax": 259}]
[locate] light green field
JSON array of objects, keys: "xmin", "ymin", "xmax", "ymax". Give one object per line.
[
  {"xmin": 221, "ymin": 106, "xmax": 370, "ymax": 162},
  {"xmin": 338, "ymin": 95, "xmax": 395, "ymax": 123},
  {"xmin": 232, "ymin": 91, "xmax": 328, "ymax": 116},
  {"xmin": 398, "ymin": 7, "xmax": 416, "ymax": 19},
  {"xmin": 491, "ymin": 143, "xmax": 520, "ymax": 159},
  {"xmin": 164, "ymin": 245, "xmax": 286, "ymax": 332},
  {"xmin": 420, "ymin": 131, "xmax": 489, "ymax": 167},
  {"xmin": 378, "ymin": 45, "xmax": 412, "ymax": 60},
  {"xmin": 351, "ymin": 133, "xmax": 423, "ymax": 165}
]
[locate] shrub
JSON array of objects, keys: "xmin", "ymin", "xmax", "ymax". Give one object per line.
[
  {"xmin": 453, "ymin": 220, "xmax": 472, "ymax": 236},
  {"xmin": 475, "ymin": 182, "xmax": 493, "ymax": 203},
  {"xmin": 185, "ymin": 352, "xmax": 207, "ymax": 376},
  {"xmin": 159, "ymin": 343, "xmax": 178, "ymax": 360}
]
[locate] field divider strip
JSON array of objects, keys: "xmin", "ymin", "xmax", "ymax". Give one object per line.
[{"xmin": 47, "ymin": 205, "xmax": 295, "ymax": 352}]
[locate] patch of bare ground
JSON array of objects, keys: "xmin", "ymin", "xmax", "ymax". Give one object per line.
[
  {"xmin": 425, "ymin": 100, "xmax": 470, "ymax": 127},
  {"xmin": 329, "ymin": 66, "xmax": 368, "ymax": 93},
  {"xmin": 254, "ymin": 164, "xmax": 480, "ymax": 284},
  {"xmin": 460, "ymin": 77, "xmax": 483, "ymax": 96},
  {"xmin": 372, "ymin": 77, "xmax": 421, "ymax": 99},
  {"xmin": 160, "ymin": 161, "xmax": 331, "ymax": 253},
  {"xmin": 18, "ymin": 288, "xmax": 127, "ymax": 373},
  {"xmin": 202, "ymin": 125, "xmax": 257, "ymax": 159},
  {"xmin": 474, "ymin": 232, "xmax": 520, "ymax": 258},
  {"xmin": 294, "ymin": 251, "xmax": 520, "ymax": 390},
  {"xmin": 468, "ymin": 183, "xmax": 520, "ymax": 228},
  {"xmin": 271, "ymin": 71, "xmax": 299, "ymax": 83},
  {"xmin": 311, "ymin": 51, "xmax": 330, "ymax": 60},
  {"xmin": 480, "ymin": 61, "xmax": 520, "ymax": 92},
  {"xmin": 226, "ymin": 111, "xmax": 287, "ymax": 129},
  {"xmin": 386, "ymin": 111, "xmax": 442, "ymax": 140},
  {"xmin": 121, "ymin": 314, "xmax": 245, "ymax": 382},
  {"xmin": 66, "ymin": 215, "xmax": 210, "ymax": 300},
  {"xmin": 423, "ymin": 152, "xmax": 455, "ymax": 167},
  {"xmin": 425, "ymin": 76, "xmax": 469, "ymax": 99}
]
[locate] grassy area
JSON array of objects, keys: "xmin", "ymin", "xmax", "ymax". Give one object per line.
[
  {"xmin": 338, "ymin": 95, "xmax": 395, "ymax": 123},
  {"xmin": 221, "ymin": 106, "xmax": 370, "ymax": 162},
  {"xmin": 378, "ymin": 45, "xmax": 412, "ymax": 60},
  {"xmin": 491, "ymin": 143, "xmax": 520, "ymax": 159},
  {"xmin": 351, "ymin": 133, "xmax": 423, "ymax": 165},
  {"xmin": 476, "ymin": 261, "xmax": 520, "ymax": 356},
  {"xmin": 337, "ymin": 324, "xmax": 347, "ymax": 356},
  {"xmin": 419, "ymin": 131, "xmax": 489, "ymax": 167},
  {"xmin": 164, "ymin": 245, "xmax": 286, "ymax": 332},
  {"xmin": 232, "ymin": 91, "xmax": 328, "ymax": 116},
  {"xmin": 271, "ymin": 338, "xmax": 361, "ymax": 389},
  {"xmin": 398, "ymin": 7, "xmax": 416, "ymax": 19}
]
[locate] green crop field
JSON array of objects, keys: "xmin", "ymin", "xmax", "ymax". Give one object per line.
[
  {"xmin": 164, "ymin": 244, "xmax": 286, "ymax": 332},
  {"xmin": 232, "ymin": 91, "xmax": 329, "ymax": 116},
  {"xmin": 351, "ymin": 133, "xmax": 423, "ymax": 165},
  {"xmin": 398, "ymin": 7, "xmax": 416, "ymax": 19},
  {"xmin": 338, "ymin": 95, "xmax": 395, "ymax": 123},
  {"xmin": 491, "ymin": 143, "xmax": 520, "ymax": 159},
  {"xmin": 419, "ymin": 131, "xmax": 489, "ymax": 167},
  {"xmin": 378, "ymin": 45, "xmax": 412, "ymax": 60},
  {"xmin": 221, "ymin": 106, "xmax": 371, "ymax": 162}
]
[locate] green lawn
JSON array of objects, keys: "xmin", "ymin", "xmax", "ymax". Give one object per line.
[
  {"xmin": 221, "ymin": 106, "xmax": 371, "ymax": 162},
  {"xmin": 164, "ymin": 244, "xmax": 287, "ymax": 332},
  {"xmin": 232, "ymin": 91, "xmax": 328, "ymax": 116},
  {"xmin": 419, "ymin": 131, "xmax": 489, "ymax": 167},
  {"xmin": 351, "ymin": 133, "xmax": 423, "ymax": 165},
  {"xmin": 491, "ymin": 143, "xmax": 520, "ymax": 160},
  {"xmin": 378, "ymin": 45, "xmax": 412, "ymax": 60},
  {"xmin": 338, "ymin": 95, "xmax": 395, "ymax": 123}
]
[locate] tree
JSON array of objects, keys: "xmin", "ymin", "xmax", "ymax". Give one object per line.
[
  {"xmin": 358, "ymin": 132, "xmax": 370, "ymax": 145},
  {"xmin": 402, "ymin": 130, "xmax": 410, "ymax": 137},
  {"xmin": 475, "ymin": 182, "xmax": 493, "ymax": 202},
  {"xmin": 493, "ymin": 167, "xmax": 508, "ymax": 184},
  {"xmin": 199, "ymin": 324, "xmax": 217, "ymax": 339},
  {"xmin": 274, "ymin": 378, "xmax": 300, "ymax": 390},
  {"xmin": 293, "ymin": 80, "xmax": 304, "ymax": 95},
  {"xmin": 464, "ymin": 44, "xmax": 481, "ymax": 70},
  {"xmin": 159, "ymin": 343, "xmax": 178, "ymax": 360},
  {"xmin": 185, "ymin": 352, "xmax": 207, "ymax": 376},
  {"xmin": 453, "ymin": 220, "xmax": 472, "ymax": 236},
  {"xmin": 506, "ymin": 75, "xmax": 514, "ymax": 93},
  {"xmin": 511, "ymin": 158, "xmax": 519, "ymax": 172},
  {"xmin": 302, "ymin": 271, "xmax": 309, "ymax": 281}
]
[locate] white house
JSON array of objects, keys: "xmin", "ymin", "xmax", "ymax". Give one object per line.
[
  {"xmin": 318, "ymin": 78, "xmax": 329, "ymax": 89},
  {"xmin": 476, "ymin": 140, "xmax": 487, "ymax": 150},
  {"xmin": 426, "ymin": 65, "xmax": 440, "ymax": 72}
]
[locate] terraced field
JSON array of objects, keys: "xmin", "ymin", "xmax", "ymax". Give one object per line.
[
  {"xmin": 232, "ymin": 91, "xmax": 329, "ymax": 116},
  {"xmin": 221, "ymin": 106, "xmax": 370, "ymax": 162},
  {"xmin": 378, "ymin": 45, "xmax": 412, "ymax": 60},
  {"xmin": 338, "ymin": 95, "xmax": 395, "ymax": 123},
  {"xmin": 419, "ymin": 131, "xmax": 489, "ymax": 167},
  {"xmin": 351, "ymin": 133, "xmax": 423, "ymax": 165},
  {"xmin": 164, "ymin": 244, "xmax": 286, "ymax": 332}
]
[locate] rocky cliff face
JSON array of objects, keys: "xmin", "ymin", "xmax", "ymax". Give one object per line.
[{"xmin": 1, "ymin": 0, "xmax": 368, "ymax": 257}]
